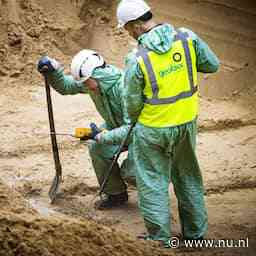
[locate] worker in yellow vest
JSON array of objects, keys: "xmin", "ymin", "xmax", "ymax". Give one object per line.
[{"xmin": 116, "ymin": 0, "xmax": 220, "ymax": 246}]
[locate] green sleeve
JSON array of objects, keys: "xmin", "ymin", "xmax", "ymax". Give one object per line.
[
  {"xmin": 194, "ymin": 36, "xmax": 220, "ymax": 73},
  {"xmin": 99, "ymin": 124, "xmax": 131, "ymax": 145},
  {"xmin": 123, "ymin": 50, "xmax": 145, "ymax": 123},
  {"xmin": 46, "ymin": 68, "xmax": 89, "ymax": 95},
  {"xmin": 183, "ymin": 28, "xmax": 220, "ymax": 73}
]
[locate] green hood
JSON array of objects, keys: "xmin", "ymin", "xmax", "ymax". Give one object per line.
[
  {"xmin": 92, "ymin": 64, "xmax": 123, "ymax": 93},
  {"xmin": 138, "ymin": 23, "xmax": 175, "ymax": 54}
]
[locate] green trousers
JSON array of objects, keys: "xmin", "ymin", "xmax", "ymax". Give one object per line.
[
  {"xmin": 88, "ymin": 141, "xmax": 135, "ymax": 195},
  {"xmin": 133, "ymin": 120, "xmax": 207, "ymax": 242}
]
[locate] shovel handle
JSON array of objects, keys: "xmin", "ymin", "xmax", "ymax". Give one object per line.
[{"xmin": 44, "ymin": 76, "xmax": 62, "ymax": 200}]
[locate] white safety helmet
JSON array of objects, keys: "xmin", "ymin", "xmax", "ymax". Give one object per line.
[
  {"xmin": 117, "ymin": 0, "xmax": 151, "ymax": 28},
  {"xmin": 71, "ymin": 49, "xmax": 105, "ymax": 82}
]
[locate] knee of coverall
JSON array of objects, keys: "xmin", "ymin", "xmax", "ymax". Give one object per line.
[{"xmin": 88, "ymin": 140, "xmax": 128, "ymax": 195}]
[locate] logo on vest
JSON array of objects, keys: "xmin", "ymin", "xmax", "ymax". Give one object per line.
[
  {"xmin": 159, "ymin": 63, "xmax": 183, "ymax": 78},
  {"xmin": 173, "ymin": 52, "xmax": 182, "ymax": 62}
]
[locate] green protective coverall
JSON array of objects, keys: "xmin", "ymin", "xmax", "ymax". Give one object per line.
[
  {"xmin": 46, "ymin": 64, "xmax": 135, "ymax": 195},
  {"xmin": 124, "ymin": 24, "xmax": 220, "ymax": 242}
]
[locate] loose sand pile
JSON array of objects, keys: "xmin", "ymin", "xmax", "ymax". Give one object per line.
[
  {"xmin": 0, "ymin": 181, "xmax": 170, "ymax": 256},
  {"xmin": 0, "ymin": 0, "xmax": 112, "ymax": 86}
]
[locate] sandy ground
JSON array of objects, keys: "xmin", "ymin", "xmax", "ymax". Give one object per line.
[{"xmin": 0, "ymin": 0, "xmax": 256, "ymax": 255}]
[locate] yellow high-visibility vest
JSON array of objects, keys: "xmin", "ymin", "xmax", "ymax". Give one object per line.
[{"xmin": 136, "ymin": 30, "xmax": 198, "ymax": 127}]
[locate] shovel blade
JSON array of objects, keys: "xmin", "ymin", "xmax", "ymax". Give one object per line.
[{"xmin": 48, "ymin": 175, "xmax": 61, "ymax": 203}]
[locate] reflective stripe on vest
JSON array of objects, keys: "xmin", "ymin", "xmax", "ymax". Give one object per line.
[
  {"xmin": 136, "ymin": 30, "xmax": 198, "ymax": 127},
  {"xmin": 136, "ymin": 30, "xmax": 197, "ymax": 105}
]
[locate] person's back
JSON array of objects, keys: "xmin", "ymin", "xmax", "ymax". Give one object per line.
[{"xmin": 124, "ymin": 23, "xmax": 219, "ymax": 126}]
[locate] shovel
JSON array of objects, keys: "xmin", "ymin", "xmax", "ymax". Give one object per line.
[{"xmin": 44, "ymin": 75, "xmax": 62, "ymax": 203}]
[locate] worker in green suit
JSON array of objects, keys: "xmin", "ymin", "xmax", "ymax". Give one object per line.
[
  {"xmin": 116, "ymin": 0, "xmax": 220, "ymax": 246},
  {"xmin": 37, "ymin": 50, "xmax": 135, "ymax": 209}
]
